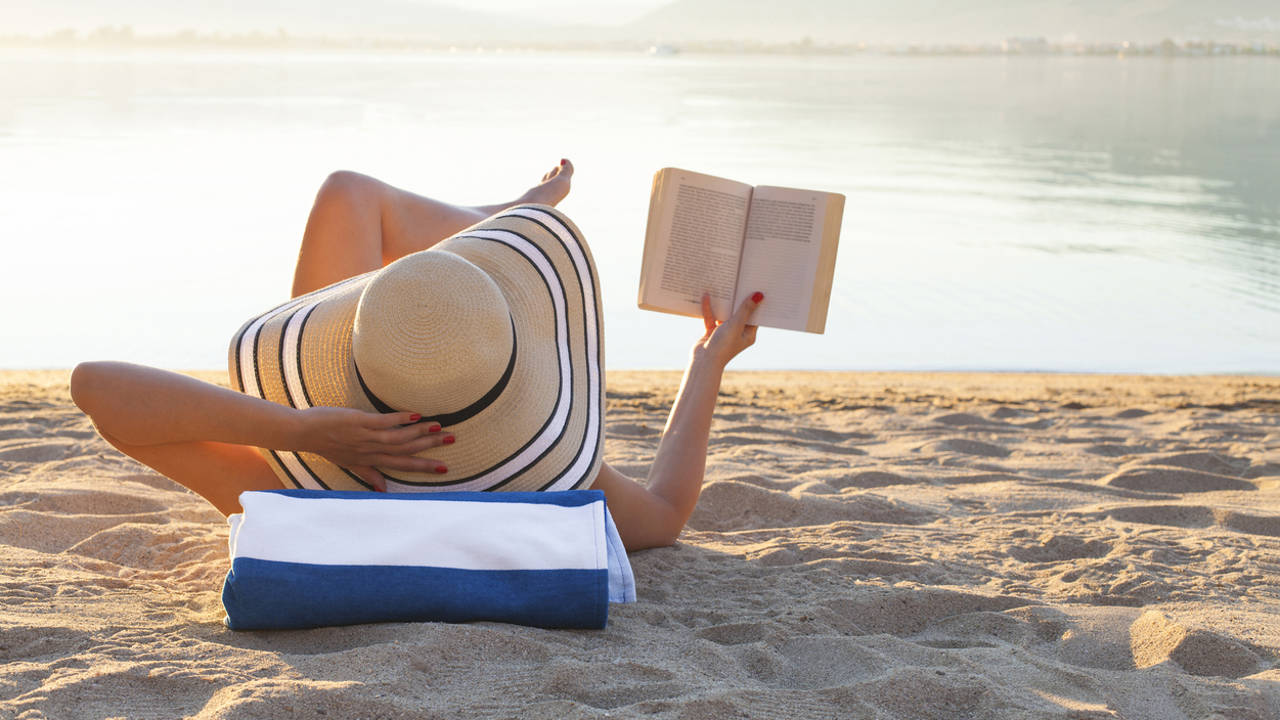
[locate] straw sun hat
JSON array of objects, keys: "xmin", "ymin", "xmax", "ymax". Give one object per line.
[{"xmin": 228, "ymin": 205, "xmax": 603, "ymax": 493}]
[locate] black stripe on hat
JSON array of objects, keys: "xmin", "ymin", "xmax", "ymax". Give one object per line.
[
  {"xmin": 512, "ymin": 209, "xmax": 605, "ymax": 491},
  {"xmin": 272, "ymin": 304, "xmax": 338, "ymax": 490},
  {"xmin": 287, "ymin": 276, "xmax": 391, "ymax": 491},
  {"xmin": 230, "ymin": 302, "xmax": 281, "ymax": 394},
  {"xmin": 426, "ymin": 317, "xmax": 517, "ymax": 427},
  {"xmin": 277, "ymin": 304, "xmax": 308, "ymax": 410},
  {"xmin": 351, "ymin": 362, "xmax": 396, "ymax": 414},
  {"xmin": 238, "ymin": 303, "xmax": 306, "ymax": 490},
  {"xmin": 295, "ymin": 303, "xmax": 318, "ymax": 410},
  {"xmin": 232, "ymin": 291, "xmax": 312, "ymax": 394},
  {"xmin": 491, "ymin": 208, "xmax": 604, "ymax": 491},
  {"xmin": 229, "ymin": 318, "xmax": 251, "ymax": 393},
  {"xmin": 281, "ymin": 299, "xmax": 377, "ymax": 491},
  {"xmin": 351, "ymin": 315, "xmax": 518, "ymax": 428}
]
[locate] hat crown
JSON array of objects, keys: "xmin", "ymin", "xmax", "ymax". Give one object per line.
[{"xmin": 352, "ymin": 251, "xmax": 513, "ymax": 416}]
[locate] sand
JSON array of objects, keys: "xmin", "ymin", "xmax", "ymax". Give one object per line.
[{"xmin": 1, "ymin": 369, "xmax": 1278, "ymax": 719}]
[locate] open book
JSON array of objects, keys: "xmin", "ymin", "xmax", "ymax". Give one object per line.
[{"xmin": 638, "ymin": 168, "xmax": 845, "ymax": 333}]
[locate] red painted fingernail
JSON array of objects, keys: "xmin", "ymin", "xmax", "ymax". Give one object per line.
[
  {"xmin": 436, "ymin": 465, "xmax": 448, "ymax": 474},
  {"xmin": 409, "ymin": 414, "xmax": 421, "ymax": 422},
  {"xmin": 560, "ymin": 158, "xmax": 566, "ymax": 166},
  {"xmin": 443, "ymin": 435, "xmax": 455, "ymax": 445},
  {"xmin": 427, "ymin": 423, "xmax": 441, "ymax": 433},
  {"xmin": 751, "ymin": 291, "xmax": 764, "ymax": 303}
]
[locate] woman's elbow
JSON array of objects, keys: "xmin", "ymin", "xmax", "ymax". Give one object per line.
[
  {"xmin": 623, "ymin": 513, "xmax": 684, "ymax": 551},
  {"xmin": 624, "ymin": 533, "xmax": 677, "ymax": 552},
  {"xmin": 651, "ymin": 521, "xmax": 683, "ymax": 549}
]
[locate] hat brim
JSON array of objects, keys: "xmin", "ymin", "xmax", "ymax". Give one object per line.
[{"xmin": 228, "ymin": 205, "xmax": 604, "ymax": 493}]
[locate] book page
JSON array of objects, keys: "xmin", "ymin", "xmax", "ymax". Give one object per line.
[
  {"xmin": 732, "ymin": 186, "xmax": 830, "ymax": 331},
  {"xmin": 637, "ymin": 168, "xmax": 753, "ymax": 321}
]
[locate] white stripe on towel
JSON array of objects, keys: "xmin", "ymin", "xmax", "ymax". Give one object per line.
[{"xmin": 231, "ymin": 492, "xmax": 606, "ymax": 571}]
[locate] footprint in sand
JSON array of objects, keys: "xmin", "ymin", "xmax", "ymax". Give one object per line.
[
  {"xmin": 921, "ymin": 438, "xmax": 1011, "ymax": 458},
  {"xmin": 1106, "ymin": 505, "xmax": 1216, "ymax": 529},
  {"xmin": 1007, "ymin": 533, "xmax": 1112, "ymax": 563},
  {"xmin": 991, "ymin": 406, "xmax": 1035, "ymax": 419},
  {"xmin": 0, "ymin": 624, "xmax": 89, "ymax": 661},
  {"xmin": 606, "ymin": 421, "xmax": 660, "ymax": 439},
  {"xmin": 0, "ymin": 439, "xmax": 81, "ymax": 464},
  {"xmin": 694, "ymin": 622, "xmax": 768, "ymax": 646},
  {"xmin": 540, "ymin": 657, "xmax": 687, "ymax": 710},
  {"xmin": 0, "ymin": 488, "xmax": 169, "ymax": 516},
  {"xmin": 1215, "ymin": 510, "xmax": 1280, "ymax": 537},
  {"xmin": 1103, "ymin": 467, "xmax": 1256, "ymax": 493},
  {"xmin": 931, "ymin": 412, "xmax": 1012, "ymax": 429},
  {"xmin": 688, "ymin": 480, "xmax": 936, "ymax": 532},
  {"xmin": 772, "ymin": 636, "xmax": 887, "ymax": 690},
  {"xmin": 1122, "ymin": 451, "xmax": 1249, "ymax": 476},
  {"xmin": 1104, "ymin": 504, "xmax": 1280, "ymax": 538},
  {"xmin": 791, "ymin": 479, "xmax": 838, "ymax": 495},
  {"xmin": 822, "ymin": 470, "xmax": 920, "ymax": 490},
  {"xmin": 822, "ymin": 587, "xmax": 1029, "ymax": 636},
  {"xmin": 1083, "ymin": 443, "xmax": 1131, "ymax": 457},
  {"xmin": 1130, "ymin": 611, "xmax": 1260, "ymax": 677},
  {"xmin": 945, "ymin": 472, "xmax": 1031, "ymax": 485},
  {"xmin": 1244, "ymin": 462, "xmax": 1280, "ymax": 479},
  {"xmin": 66, "ymin": 524, "xmax": 220, "ymax": 569}
]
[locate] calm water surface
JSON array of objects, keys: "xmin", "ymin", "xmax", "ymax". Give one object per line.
[{"xmin": 1, "ymin": 49, "xmax": 1277, "ymax": 371}]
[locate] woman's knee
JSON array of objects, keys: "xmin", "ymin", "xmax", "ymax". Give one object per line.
[
  {"xmin": 69, "ymin": 361, "xmax": 106, "ymax": 414},
  {"xmin": 314, "ymin": 170, "xmax": 382, "ymax": 212}
]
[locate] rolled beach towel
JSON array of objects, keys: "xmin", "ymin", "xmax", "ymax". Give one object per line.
[{"xmin": 222, "ymin": 489, "xmax": 635, "ymax": 630}]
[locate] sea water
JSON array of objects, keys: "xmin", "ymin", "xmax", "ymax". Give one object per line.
[{"xmin": 1, "ymin": 49, "xmax": 1277, "ymax": 372}]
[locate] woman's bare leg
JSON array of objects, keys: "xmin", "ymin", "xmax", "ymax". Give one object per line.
[
  {"xmin": 291, "ymin": 159, "xmax": 574, "ymax": 297},
  {"xmin": 71, "ymin": 363, "xmax": 284, "ymax": 516},
  {"xmin": 97, "ymin": 432, "xmax": 280, "ymax": 517}
]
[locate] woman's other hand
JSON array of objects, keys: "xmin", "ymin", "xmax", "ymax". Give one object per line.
[
  {"xmin": 693, "ymin": 292, "xmax": 762, "ymax": 369},
  {"xmin": 291, "ymin": 407, "xmax": 451, "ymax": 491}
]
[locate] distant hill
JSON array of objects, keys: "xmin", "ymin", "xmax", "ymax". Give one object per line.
[
  {"xmin": 626, "ymin": 0, "xmax": 1280, "ymax": 45},
  {"xmin": 4, "ymin": 0, "xmax": 543, "ymax": 40},
  {"xmin": 7, "ymin": 0, "xmax": 1279, "ymax": 45}
]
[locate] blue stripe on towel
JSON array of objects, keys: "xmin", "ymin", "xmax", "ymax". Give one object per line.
[{"xmin": 223, "ymin": 560, "xmax": 607, "ymax": 630}]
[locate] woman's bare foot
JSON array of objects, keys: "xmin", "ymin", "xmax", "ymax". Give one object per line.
[
  {"xmin": 522, "ymin": 158, "xmax": 573, "ymax": 206},
  {"xmin": 474, "ymin": 159, "xmax": 574, "ymax": 216}
]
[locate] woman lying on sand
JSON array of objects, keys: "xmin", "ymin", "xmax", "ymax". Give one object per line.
[{"xmin": 70, "ymin": 160, "xmax": 762, "ymax": 551}]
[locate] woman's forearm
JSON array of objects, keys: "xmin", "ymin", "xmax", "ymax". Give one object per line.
[
  {"xmin": 641, "ymin": 293, "xmax": 760, "ymax": 540},
  {"xmin": 71, "ymin": 361, "xmax": 299, "ymax": 448},
  {"xmin": 72, "ymin": 361, "xmax": 449, "ymax": 486},
  {"xmin": 595, "ymin": 293, "xmax": 761, "ymax": 548},
  {"xmin": 644, "ymin": 354, "xmax": 724, "ymax": 530}
]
